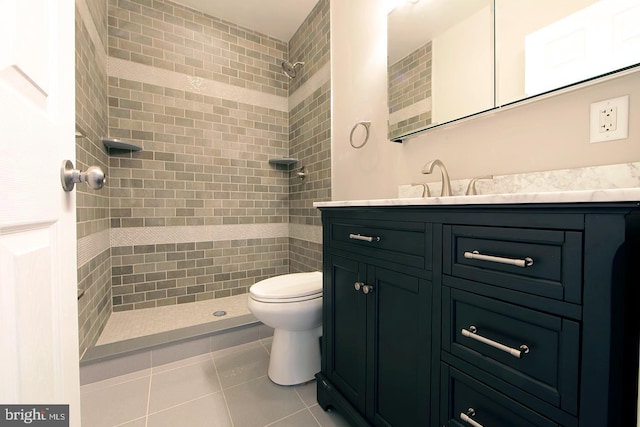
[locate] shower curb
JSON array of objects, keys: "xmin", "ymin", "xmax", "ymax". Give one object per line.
[{"xmin": 79, "ymin": 314, "xmax": 272, "ymax": 385}]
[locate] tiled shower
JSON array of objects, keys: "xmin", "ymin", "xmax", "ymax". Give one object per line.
[{"xmin": 76, "ymin": 0, "xmax": 331, "ymax": 357}]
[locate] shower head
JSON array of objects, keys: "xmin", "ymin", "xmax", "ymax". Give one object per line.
[{"xmin": 281, "ymin": 60, "xmax": 305, "ymax": 79}]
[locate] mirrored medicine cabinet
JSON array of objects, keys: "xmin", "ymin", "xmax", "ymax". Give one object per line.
[{"xmin": 387, "ymin": 0, "xmax": 640, "ymax": 142}]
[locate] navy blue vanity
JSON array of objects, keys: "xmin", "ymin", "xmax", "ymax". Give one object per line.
[{"xmin": 315, "ymin": 197, "xmax": 640, "ymax": 427}]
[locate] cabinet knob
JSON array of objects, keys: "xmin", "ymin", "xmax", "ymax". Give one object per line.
[
  {"xmin": 354, "ymin": 282, "xmax": 363, "ymax": 291},
  {"xmin": 362, "ymin": 284, "xmax": 374, "ymax": 294}
]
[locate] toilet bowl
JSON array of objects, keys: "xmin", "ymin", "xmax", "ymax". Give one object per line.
[{"xmin": 247, "ymin": 271, "xmax": 323, "ymax": 386}]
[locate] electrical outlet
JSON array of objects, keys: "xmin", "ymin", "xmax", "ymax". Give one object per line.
[
  {"xmin": 590, "ymin": 95, "xmax": 629, "ymax": 143},
  {"xmin": 599, "ymin": 106, "xmax": 617, "ymax": 132}
]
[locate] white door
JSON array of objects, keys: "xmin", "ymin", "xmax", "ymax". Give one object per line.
[{"xmin": 0, "ymin": 0, "xmax": 80, "ymax": 424}]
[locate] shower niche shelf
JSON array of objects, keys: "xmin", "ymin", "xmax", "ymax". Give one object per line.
[
  {"xmin": 103, "ymin": 138, "xmax": 142, "ymax": 152},
  {"xmin": 268, "ymin": 158, "xmax": 298, "ymax": 166},
  {"xmin": 268, "ymin": 158, "xmax": 307, "ymax": 181}
]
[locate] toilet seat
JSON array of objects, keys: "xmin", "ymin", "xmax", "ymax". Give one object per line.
[{"xmin": 249, "ymin": 271, "xmax": 322, "ymax": 303}]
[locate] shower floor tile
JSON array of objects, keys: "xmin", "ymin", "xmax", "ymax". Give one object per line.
[{"xmin": 97, "ymin": 294, "xmax": 251, "ymax": 345}]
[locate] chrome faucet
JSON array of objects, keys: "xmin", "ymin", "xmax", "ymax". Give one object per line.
[{"xmin": 421, "ymin": 159, "xmax": 452, "ymax": 196}]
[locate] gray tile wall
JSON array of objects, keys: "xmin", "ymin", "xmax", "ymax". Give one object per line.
[
  {"xmin": 106, "ymin": 0, "xmax": 330, "ymax": 309},
  {"xmin": 289, "ymin": 238, "xmax": 323, "ymax": 273},
  {"xmin": 77, "ymin": 248, "xmax": 111, "ymax": 353},
  {"xmin": 107, "ymin": 77, "xmax": 289, "ymax": 228},
  {"xmin": 76, "ymin": 1, "xmax": 112, "ymax": 356},
  {"xmin": 111, "ymin": 238, "xmax": 288, "ymax": 311},
  {"xmin": 388, "ymin": 41, "xmax": 432, "ymax": 140},
  {"xmin": 76, "ymin": 0, "xmax": 330, "ymax": 350},
  {"xmin": 107, "ymin": 0, "xmax": 289, "ymax": 97},
  {"xmin": 107, "ymin": 0, "xmax": 291, "ymax": 309},
  {"xmin": 288, "ymin": 0, "xmax": 331, "ymax": 273},
  {"xmin": 288, "ymin": 0, "xmax": 330, "ymax": 93},
  {"xmin": 85, "ymin": 0, "xmax": 107, "ymax": 49},
  {"xmin": 289, "ymin": 81, "xmax": 331, "ymax": 228}
]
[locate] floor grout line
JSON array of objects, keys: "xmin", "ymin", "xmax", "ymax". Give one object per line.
[
  {"xmin": 80, "ymin": 369, "xmax": 153, "ymax": 393},
  {"xmin": 221, "ymin": 374, "xmax": 270, "ymax": 393},
  {"xmin": 144, "ymin": 391, "xmax": 223, "ymax": 418},
  {"xmin": 151, "ymin": 353, "xmax": 213, "ymax": 374},
  {"xmin": 211, "ymin": 352, "xmax": 236, "ymax": 427},
  {"xmin": 144, "ymin": 372, "xmax": 152, "ymax": 427}
]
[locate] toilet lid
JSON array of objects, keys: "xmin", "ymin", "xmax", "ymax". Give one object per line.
[{"xmin": 249, "ymin": 271, "xmax": 322, "ymax": 300}]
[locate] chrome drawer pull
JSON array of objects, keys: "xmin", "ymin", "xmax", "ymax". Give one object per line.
[
  {"xmin": 349, "ymin": 233, "xmax": 381, "ymax": 243},
  {"xmin": 462, "ymin": 326, "xmax": 530, "ymax": 359},
  {"xmin": 460, "ymin": 408, "xmax": 483, "ymax": 427},
  {"xmin": 464, "ymin": 250, "xmax": 533, "ymax": 267}
]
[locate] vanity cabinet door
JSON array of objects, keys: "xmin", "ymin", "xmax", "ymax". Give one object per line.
[
  {"xmin": 369, "ymin": 266, "xmax": 432, "ymax": 427},
  {"xmin": 322, "ymin": 254, "xmax": 433, "ymax": 427},
  {"xmin": 323, "ymin": 254, "xmax": 368, "ymax": 413}
]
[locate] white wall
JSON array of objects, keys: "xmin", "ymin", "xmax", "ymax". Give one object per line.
[
  {"xmin": 433, "ymin": 5, "xmax": 493, "ymax": 124},
  {"xmin": 331, "ymin": 0, "xmax": 640, "ymax": 201},
  {"xmin": 330, "ymin": 0, "xmax": 401, "ymax": 201}
]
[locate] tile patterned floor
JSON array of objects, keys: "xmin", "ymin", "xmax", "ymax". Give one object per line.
[
  {"xmin": 81, "ymin": 338, "xmax": 350, "ymax": 427},
  {"xmin": 97, "ymin": 294, "xmax": 251, "ymax": 345}
]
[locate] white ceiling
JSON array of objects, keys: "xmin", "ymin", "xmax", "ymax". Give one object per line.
[{"xmin": 172, "ymin": 0, "xmax": 320, "ymax": 42}]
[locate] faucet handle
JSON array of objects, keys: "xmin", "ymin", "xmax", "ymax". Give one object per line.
[
  {"xmin": 411, "ymin": 182, "xmax": 431, "ymax": 197},
  {"xmin": 465, "ymin": 175, "xmax": 493, "ymax": 195}
]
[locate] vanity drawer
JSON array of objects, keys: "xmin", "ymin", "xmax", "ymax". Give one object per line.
[
  {"xmin": 441, "ymin": 365, "xmax": 562, "ymax": 427},
  {"xmin": 328, "ymin": 219, "xmax": 429, "ymax": 269},
  {"xmin": 444, "ymin": 225, "xmax": 582, "ymax": 303},
  {"xmin": 442, "ymin": 288, "xmax": 579, "ymax": 415}
]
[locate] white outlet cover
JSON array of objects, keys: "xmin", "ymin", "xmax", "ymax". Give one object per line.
[{"xmin": 590, "ymin": 95, "xmax": 629, "ymax": 143}]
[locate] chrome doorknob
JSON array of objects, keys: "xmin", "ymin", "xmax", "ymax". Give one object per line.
[
  {"xmin": 61, "ymin": 160, "xmax": 106, "ymax": 191},
  {"xmin": 82, "ymin": 166, "xmax": 106, "ymax": 190}
]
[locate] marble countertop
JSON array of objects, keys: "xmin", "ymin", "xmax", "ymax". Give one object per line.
[{"xmin": 313, "ymin": 188, "xmax": 640, "ymax": 208}]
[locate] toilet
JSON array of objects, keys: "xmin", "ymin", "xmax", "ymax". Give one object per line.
[{"xmin": 247, "ymin": 271, "xmax": 323, "ymax": 386}]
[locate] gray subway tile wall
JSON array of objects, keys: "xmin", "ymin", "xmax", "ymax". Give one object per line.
[
  {"xmin": 388, "ymin": 41, "xmax": 432, "ymax": 140},
  {"xmin": 107, "ymin": 76, "xmax": 290, "ymax": 228},
  {"xmin": 106, "ymin": 0, "xmax": 289, "ymax": 97},
  {"xmin": 76, "ymin": 0, "xmax": 112, "ymax": 356},
  {"xmin": 76, "ymin": 0, "xmax": 330, "ymax": 355},
  {"xmin": 111, "ymin": 238, "xmax": 288, "ymax": 311},
  {"xmin": 288, "ymin": 0, "xmax": 331, "ymax": 276},
  {"xmin": 288, "ymin": 0, "xmax": 331, "ymax": 93},
  {"xmin": 289, "ymin": 81, "xmax": 331, "ymax": 228}
]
